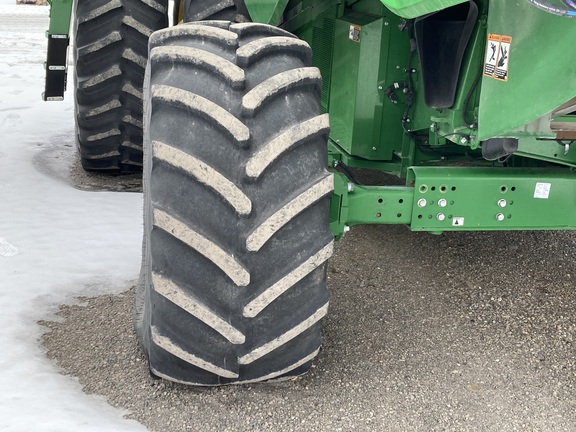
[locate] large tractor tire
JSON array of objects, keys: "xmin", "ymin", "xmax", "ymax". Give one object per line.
[
  {"xmin": 137, "ymin": 22, "xmax": 334, "ymax": 385},
  {"xmin": 74, "ymin": 0, "xmax": 168, "ymax": 172}
]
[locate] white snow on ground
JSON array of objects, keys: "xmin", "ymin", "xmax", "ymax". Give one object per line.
[{"xmin": 0, "ymin": 1, "xmax": 147, "ymax": 430}]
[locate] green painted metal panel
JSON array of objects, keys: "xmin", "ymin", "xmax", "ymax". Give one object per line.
[
  {"xmin": 347, "ymin": 185, "xmax": 413, "ymax": 225},
  {"xmin": 328, "ymin": 141, "xmax": 404, "ymax": 174},
  {"xmin": 328, "ymin": 11, "xmax": 410, "ymax": 161},
  {"xmin": 244, "ymin": 0, "xmax": 289, "ymax": 24},
  {"xmin": 515, "ymin": 137, "xmax": 576, "ymax": 168},
  {"xmin": 330, "ymin": 170, "xmax": 413, "ymax": 238},
  {"xmin": 408, "ymin": 167, "xmax": 576, "ymax": 231},
  {"xmin": 309, "ymin": 8, "xmax": 339, "ymax": 111},
  {"xmin": 477, "ymin": 1, "xmax": 576, "ymax": 141},
  {"xmin": 329, "ymin": 13, "xmax": 385, "ymax": 158},
  {"xmin": 379, "ymin": 0, "xmax": 467, "ymax": 19},
  {"xmin": 47, "ymin": 0, "xmax": 73, "ymax": 35},
  {"xmin": 331, "ymin": 165, "xmax": 576, "ymax": 236}
]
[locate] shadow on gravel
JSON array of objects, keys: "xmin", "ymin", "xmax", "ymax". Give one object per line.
[
  {"xmin": 40, "ymin": 226, "xmax": 576, "ymax": 432},
  {"xmin": 33, "ymin": 134, "xmax": 142, "ymax": 193}
]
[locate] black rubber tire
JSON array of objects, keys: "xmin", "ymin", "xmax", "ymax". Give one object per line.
[
  {"xmin": 139, "ymin": 22, "xmax": 334, "ymax": 385},
  {"xmin": 182, "ymin": 0, "xmax": 250, "ymax": 23},
  {"xmin": 74, "ymin": 0, "xmax": 169, "ymax": 172}
]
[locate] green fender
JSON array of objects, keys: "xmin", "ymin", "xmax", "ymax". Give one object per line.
[{"xmin": 243, "ymin": 0, "xmax": 468, "ymax": 25}]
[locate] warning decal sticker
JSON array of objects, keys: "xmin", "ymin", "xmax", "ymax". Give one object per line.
[
  {"xmin": 484, "ymin": 34, "xmax": 500, "ymax": 77},
  {"xmin": 349, "ymin": 25, "xmax": 361, "ymax": 43},
  {"xmin": 484, "ymin": 34, "xmax": 512, "ymax": 82},
  {"xmin": 452, "ymin": 217, "xmax": 465, "ymax": 227}
]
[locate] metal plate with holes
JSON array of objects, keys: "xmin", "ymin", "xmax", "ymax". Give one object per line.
[{"xmin": 408, "ymin": 167, "xmax": 576, "ymax": 231}]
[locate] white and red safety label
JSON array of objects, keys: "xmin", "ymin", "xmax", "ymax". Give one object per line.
[{"xmin": 484, "ymin": 33, "xmax": 512, "ymax": 82}]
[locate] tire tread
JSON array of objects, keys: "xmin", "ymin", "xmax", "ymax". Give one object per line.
[
  {"xmin": 142, "ymin": 22, "xmax": 333, "ymax": 385},
  {"xmin": 75, "ymin": 0, "xmax": 168, "ymax": 172}
]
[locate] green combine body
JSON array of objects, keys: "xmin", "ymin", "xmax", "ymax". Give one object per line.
[
  {"xmin": 43, "ymin": 0, "xmax": 576, "ymax": 385},
  {"xmin": 277, "ymin": 0, "xmax": 576, "ymax": 236},
  {"xmin": 45, "ymin": 0, "xmax": 576, "ymax": 234}
]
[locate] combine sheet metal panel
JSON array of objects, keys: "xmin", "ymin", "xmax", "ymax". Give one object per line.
[
  {"xmin": 379, "ymin": 0, "xmax": 468, "ymax": 18},
  {"xmin": 478, "ymin": 0, "xmax": 576, "ymax": 141}
]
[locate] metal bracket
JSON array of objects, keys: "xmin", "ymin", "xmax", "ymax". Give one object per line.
[
  {"xmin": 43, "ymin": 34, "xmax": 69, "ymax": 101},
  {"xmin": 330, "ymin": 171, "xmax": 414, "ymax": 238},
  {"xmin": 408, "ymin": 166, "xmax": 576, "ymax": 231},
  {"xmin": 43, "ymin": 0, "xmax": 73, "ymax": 101}
]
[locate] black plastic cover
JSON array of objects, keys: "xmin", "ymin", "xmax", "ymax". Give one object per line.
[{"xmin": 415, "ymin": 1, "xmax": 478, "ymax": 109}]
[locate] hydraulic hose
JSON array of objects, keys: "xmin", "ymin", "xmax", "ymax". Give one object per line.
[{"xmin": 527, "ymin": 0, "xmax": 576, "ymax": 16}]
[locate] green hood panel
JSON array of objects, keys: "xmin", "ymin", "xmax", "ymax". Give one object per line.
[
  {"xmin": 244, "ymin": 0, "xmax": 468, "ymax": 27},
  {"xmin": 477, "ymin": 1, "xmax": 576, "ymax": 140},
  {"xmin": 380, "ymin": 0, "xmax": 468, "ymax": 18}
]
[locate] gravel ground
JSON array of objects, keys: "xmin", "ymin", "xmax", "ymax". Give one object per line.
[{"xmin": 39, "ymin": 148, "xmax": 576, "ymax": 431}]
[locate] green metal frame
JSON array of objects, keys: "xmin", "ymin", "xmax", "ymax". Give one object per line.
[
  {"xmin": 46, "ymin": 0, "xmax": 73, "ymax": 34},
  {"xmin": 331, "ymin": 166, "xmax": 576, "ymax": 237},
  {"xmin": 305, "ymin": 0, "xmax": 576, "ymax": 237},
  {"xmin": 407, "ymin": 166, "xmax": 576, "ymax": 231},
  {"xmin": 330, "ymin": 170, "xmax": 413, "ymax": 238}
]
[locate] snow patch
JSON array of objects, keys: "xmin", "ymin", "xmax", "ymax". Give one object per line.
[
  {"xmin": 0, "ymin": 238, "xmax": 19, "ymax": 257},
  {"xmin": 0, "ymin": 3, "xmax": 147, "ymax": 431}
]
